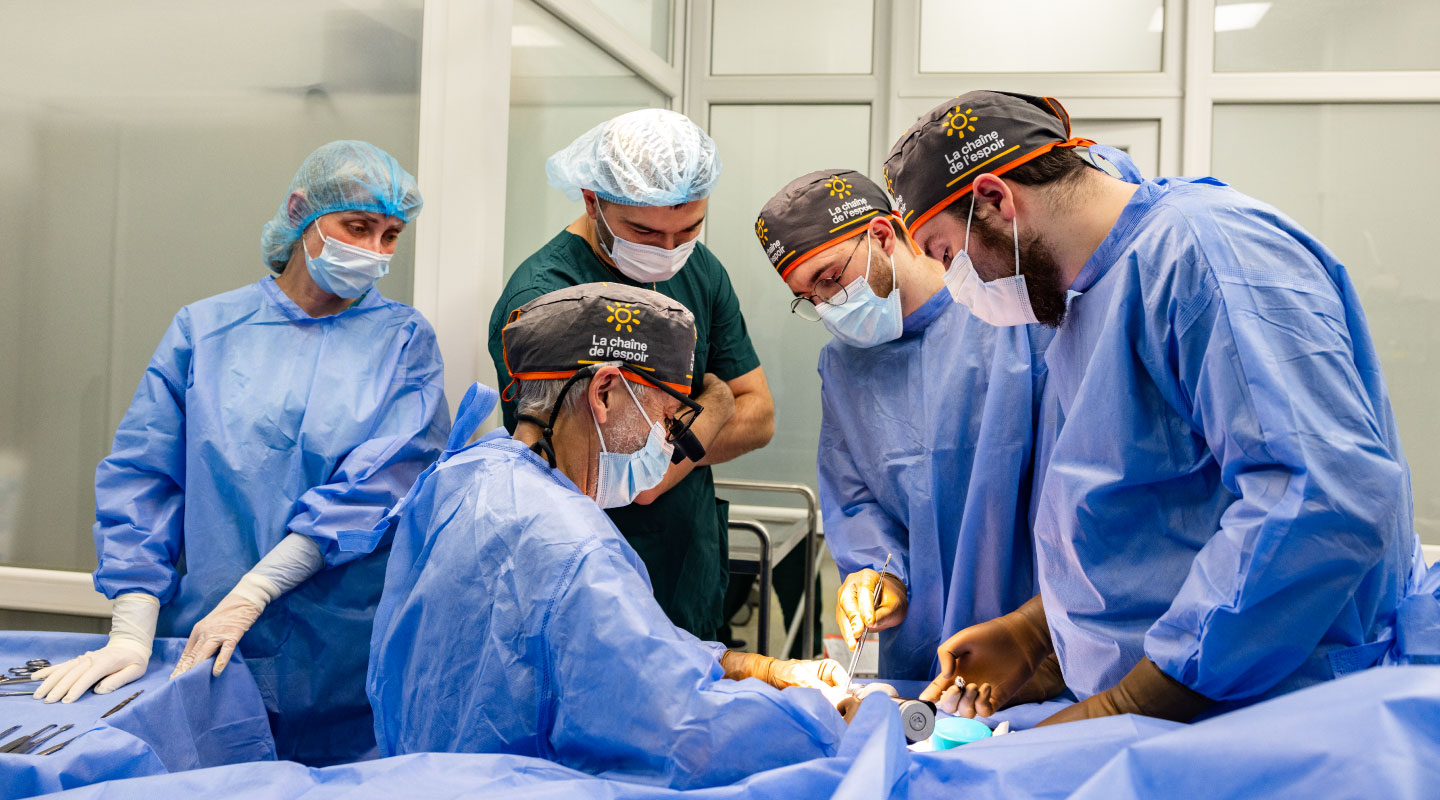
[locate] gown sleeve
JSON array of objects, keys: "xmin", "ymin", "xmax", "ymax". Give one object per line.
[
  {"xmin": 92, "ymin": 310, "xmax": 194, "ymax": 602},
  {"xmin": 287, "ymin": 318, "xmax": 450, "ymax": 566},
  {"xmin": 1144, "ymin": 215, "xmax": 1405, "ymax": 701},
  {"xmin": 545, "ymin": 530, "xmax": 844, "ymax": 789}
]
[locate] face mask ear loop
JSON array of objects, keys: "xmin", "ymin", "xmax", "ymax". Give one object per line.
[
  {"xmin": 590, "ymin": 397, "xmax": 609, "ymax": 454},
  {"xmin": 619, "ymin": 378, "xmax": 656, "ymax": 427},
  {"xmin": 964, "ymin": 192, "xmax": 976, "ymax": 255},
  {"xmin": 863, "ymin": 231, "xmax": 875, "ymax": 285},
  {"xmin": 878, "ymin": 229, "xmax": 898, "ymax": 299},
  {"xmin": 595, "ymin": 205, "xmax": 616, "ymax": 260},
  {"xmin": 1011, "ymin": 208, "xmax": 1021, "ymax": 278},
  {"xmin": 304, "ymin": 221, "xmax": 324, "ymax": 260}
]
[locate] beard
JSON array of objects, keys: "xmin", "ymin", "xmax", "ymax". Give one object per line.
[
  {"xmin": 595, "ymin": 386, "xmax": 654, "ymax": 454},
  {"xmin": 970, "ymin": 215, "xmax": 1069, "ymax": 328},
  {"xmin": 864, "ymin": 243, "xmax": 895, "ymax": 299}
]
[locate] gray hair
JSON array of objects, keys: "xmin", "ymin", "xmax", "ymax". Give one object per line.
[{"xmin": 513, "ymin": 375, "xmax": 658, "ymax": 422}]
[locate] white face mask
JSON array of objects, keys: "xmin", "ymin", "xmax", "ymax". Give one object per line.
[
  {"xmin": 596, "ymin": 205, "xmax": 697, "ymax": 283},
  {"xmin": 816, "ymin": 233, "xmax": 904, "ymax": 348},
  {"xmin": 303, "ymin": 222, "xmax": 392, "ymax": 299},
  {"xmin": 591, "ymin": 380, "xmax": 674, "ymax": 509},
  {"xmin": 942, "ymin": 194, "xmax": 1039, "ymax": 327}
]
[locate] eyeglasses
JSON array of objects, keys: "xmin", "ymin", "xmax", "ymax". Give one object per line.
[
  {"xmin": 788, "ymin": 237, "xmax": 865, "ymax": 321},
  {"xmin": 639, "ymin": 377, "xmax": 706, "ymax": 464},
  {"xmin": 522, "ymin": 363, "xmax": 708, "ymax": 467}
]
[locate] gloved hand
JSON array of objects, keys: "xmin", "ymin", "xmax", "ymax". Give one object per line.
[
  {"xmin": 768, "ymin": 658, "xmax": 850, "ymax": 691},
  {"xmin": 171, "ymin": 590, "xmax": 265, "ymax": 678},
  {"xmin": 836, "ymin": 569, "xmax": 907, "ymax": 650},
  {"xmin": 172, "ymin": 532, "xmax": 324, "ymax": 678},
  {"xmin": 935, "ymin": 653, "xmax": 1066, "ymax": 717},
  {"xmin": 1036, "ymin": 657, "xmax": 1211, "ymax": 726},
  {"xmin": 33, "ymin": 592, "xmax": 159, "ymax": 703},
  {"xmin": 720, "ymin": 650, "xmax": 850, "ymax": 691},
  {"xmin": 919, "ymin": 594, "xmax": 1052, "ymax": 712}
]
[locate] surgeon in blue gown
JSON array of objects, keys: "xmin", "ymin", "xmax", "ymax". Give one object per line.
[
  {"xmin": 33, "ymin": 140, "xmax": 450, "ymax": 765},
  {"xmin": 887, "ymin": 90, "xmax": 1422, "ymax": 724},
  {"xmin": 752, "ymin": 171, "xmax": 1053, "ymax": 692},
  {"xmin": 360, "ymin": 283, "xmax": 847, "ymax": 789}
]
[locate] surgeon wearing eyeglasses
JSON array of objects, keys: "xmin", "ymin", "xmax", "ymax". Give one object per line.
[
  {"xmin": 365, "ymin": 283, "xmax": 847, "ymax": 789},
  {"xmin": 753, "ymin": 171, "xmax": 1059, "ymax": 704}
]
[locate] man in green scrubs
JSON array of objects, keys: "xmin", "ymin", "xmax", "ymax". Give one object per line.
[{"xmin": 487, "ymin": 109, "xmax": 774, "ymax": 639}]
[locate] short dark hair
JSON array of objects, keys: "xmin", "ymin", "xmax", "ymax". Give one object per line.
[
  {"xmin": 1002, "ymin": 147, "xmax": 1091, "ymax": 189},
  {"xmin": 939, "ymin": 148, "xmax": 1091, "ymax": 224}
]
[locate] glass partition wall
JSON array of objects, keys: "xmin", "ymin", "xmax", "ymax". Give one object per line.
[{"xmin": 4, "ymin": 0, "xmax": 1437, "ymax": 633}]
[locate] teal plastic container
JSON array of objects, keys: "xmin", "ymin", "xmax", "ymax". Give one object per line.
[{"xmin": 931, "ymin": 717, "xmax": 993, "ymax": 750}]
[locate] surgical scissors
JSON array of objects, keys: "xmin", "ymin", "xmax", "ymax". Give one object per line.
[
  {"xmin": 0, "ymin": 659, "xmax": 51, "ymax": 685},
  {"xmin": 8, "ymin": 659, "xmax": 50, "ymax": 677}
]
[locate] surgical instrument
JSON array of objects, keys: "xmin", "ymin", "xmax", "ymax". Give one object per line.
[
  {"xmin": 0, "ymin": 691, "xmax": 40, "ymax": 697},
  {"xmin": 897, "ymin": 698, "xmax": 936, "ymax": 744},
  {"xmin": 844, "ymin": 553, "xmax": 892, "ymax": 695},
  {"xmin": 1, "ymin": 723, "xmax": 55, "ymax": 753},
  {"xmin": 100, "ymin": 689, "xmax": 143, "ymax": 719},
  {"xmin": 0, "ymin": 725, "xmax": 19, "ymax": 740},
  {"xmin": 40, "ymin": 732, "xmax": 83, "ymax": 756},
  {"xmin": 0, "ymin": 675, "xmax": 41, "ymax": 686},
  {"xmin": 8, "ymin": 658, "xmax": 50, "ymax": 677},
  {"xmin": 15, "ymin": 723, "xmax": 72, "ymax": 755}
]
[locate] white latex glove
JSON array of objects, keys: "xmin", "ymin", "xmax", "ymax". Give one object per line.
[
  {"xmin": 172, "ymin": 533, "xmax": 323, "ymax": 678},
  {"xmin": 33, "ymin": 592, "xmax": 159, "ymax": 703}
]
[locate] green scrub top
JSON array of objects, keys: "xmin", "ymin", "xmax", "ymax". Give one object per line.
[{"xmin": 487, "ymin": 230, "xmax": 762, "ymax": 640}]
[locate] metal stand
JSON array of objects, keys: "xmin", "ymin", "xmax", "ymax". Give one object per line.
[
  {"xmin": 726, "ymin": 520, "xmax": 772, "ymax": 656},
  {"xmin": 717, "ymin": 480, "xmax": 821, "ymax": 659}
]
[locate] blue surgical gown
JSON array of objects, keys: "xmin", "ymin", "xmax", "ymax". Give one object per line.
[
  {"xmin": 362, "ymin": 416, "xmax": 846, "ymax": 789},
  {"xmin": 1036, "ymin": 177, "xmax": 1422, "ymax": 707},
  {"xmin": 818, "ymin": 291, "xmax": 1051, "ymax": 679},
  {"xmin": 92, "ymin": 276, "xmax": 449, "ymax": 765}
]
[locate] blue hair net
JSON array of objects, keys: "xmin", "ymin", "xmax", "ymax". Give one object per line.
[
  {"xmin": 545, "ymin": 109, "xmax": 722, "ymax": 207},
  {"xmin": 260, "ymin": 140, "xmax": 423, "ymax": 273}
]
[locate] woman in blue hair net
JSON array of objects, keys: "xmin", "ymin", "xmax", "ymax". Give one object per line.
[{"xmin": 31, "ymin": 140, "xmax": 450, "ymax": 766}]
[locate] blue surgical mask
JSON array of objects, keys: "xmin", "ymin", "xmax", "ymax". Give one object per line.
[
  {"xmin": 942, "ymin": 195, "xmax": 1038, "ymax": 327},
  {"xmin": 592, "ymin": 380, "xmax": 674, "ymax": 509},
  {"xmin": 303, "ymin": 223, "xmax": 392, "ymax": 299},
  {"xmin": 816, "ymin": 233, "xmax": 903, "ymax": 348}
]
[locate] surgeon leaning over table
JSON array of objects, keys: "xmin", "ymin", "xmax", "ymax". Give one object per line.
[
  {"xmin": 751, "ymin": 170, "xmax": 1056, "ymax": 694},
  {"xmin": 364, "ymin": 283, "xmax": 847, "ymax": 789},
  {"xmin": 884, "ymin": 90, "xmax": 1423, "ymax": 724},
  {"xmin": 32, "ymin": 140, "xmax": 450, "ymax": 766},
  {"xmin": 488, "ymin": 109, "xmax": 774, "ymax": 643}
]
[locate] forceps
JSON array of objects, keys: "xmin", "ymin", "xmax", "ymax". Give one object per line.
[{"xmin": 844, "ymin": 553, "xmax": 892, "ymax": 695}]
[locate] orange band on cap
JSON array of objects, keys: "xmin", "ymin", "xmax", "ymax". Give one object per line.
[
  {"xmin": 508, "ymin": 368, "xmax": 692, "ymax": 396},
  {"xmin": 909, "ymin": 137, "xmax": 1094, "ymax": 234},
  {"xmin": 777, "ymin": 211, "xmax": 921, "ymax": 280},
  {"xmin": 778, "ymin": 225, "xmax": 871, "ymax": 280}
]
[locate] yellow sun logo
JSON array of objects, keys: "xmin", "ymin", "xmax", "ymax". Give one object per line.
[
  {"xmin": 755, "ymin": 218, "xmax": 769, "ymax": 245},
  {"xmin": 883, "ymin": 166, "xmax": 894, "ymax": 194},
  {"xmin": 825, "ymin": 176, "xmax": 852, "ymax": 198},
  {"xmin": 606, "ymin": 303, "xmax": 641, "ymax": 333},
  {"xmin": 946, "ymin": 107, "xmax": 977, "ymax": 138}
]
